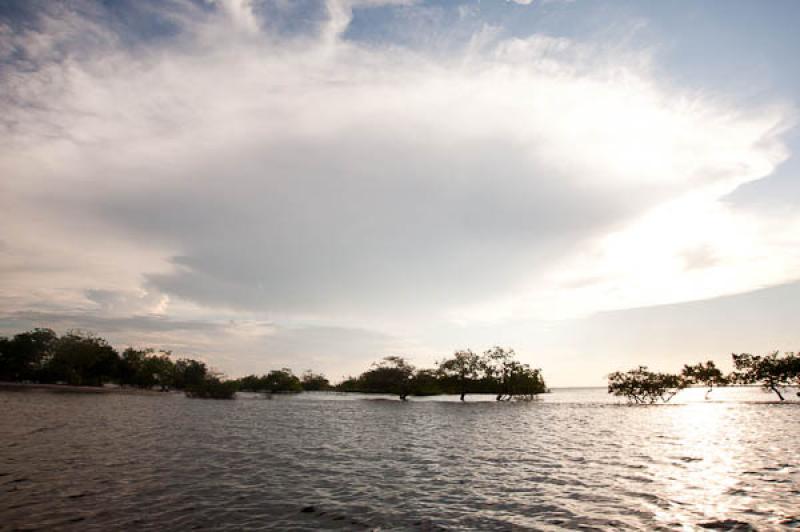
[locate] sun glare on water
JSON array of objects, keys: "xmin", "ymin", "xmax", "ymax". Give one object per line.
[{"xmin": 651, "ymin": 402, "xmax": 752, "ymax": 528}]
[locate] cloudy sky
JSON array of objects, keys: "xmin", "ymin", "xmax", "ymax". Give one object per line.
[{"xmin": 1, "ymin": 0, "xmax": 798, "ymax": 386}]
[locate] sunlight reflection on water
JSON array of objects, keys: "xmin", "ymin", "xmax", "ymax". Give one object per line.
[{"xmin": 1, "ymin": 388, "xmax": 798, "ymax": 530}]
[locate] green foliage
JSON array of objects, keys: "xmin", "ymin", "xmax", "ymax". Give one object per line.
[
  {"xmin": 483, "ymin": 346, "xmax": 515, "ymax": 400},
  {"xmin": 185, "ymin": 377, "xmax": 238, "ymax": 399},
  {"xmin": 337, "ymin": 348, "xmax": 547, "ymax": 401},
  {"xmin": 0, "ymin": 328, "xmax": 213, "ymax": 392},
  {"xmin": 732, "ymin": 351, "xmax": 799, "ymax": 401},
  {"xmin": 117, "ymin": 347, "xmax": 147, "ymax": 386},
  {"xmin": 118, "ymin": 348, "xmax": 175, "ymax": 390},
  {"xmin": 608, "ymin": 366, "xmax": 687, "ymax": 404},
  {"xmin": 358, "ymin": 356, "xmax": 416, "ymax": 400},
  {"xmin": 335, "ymin": 376, "xmax": 361, "ymax": 392},
  {"xmin": 481, "ymin": 347, "xmax": 547, "ymax": 400},
  {"xmin": 410, "ymin": 369, "xmax": 444, "ymax": 396},
  {"xmin": 263, "ymin": 369, "xmax": 302, "ymax": 393},
  {"xmin": 237, "ymin": 369, "xmax": 302, "ymax": 393},
  {"xmin": 437, "ymin": 349, "xmax": 482, "ymax": 401},
  {"xmin": 2, "ymin": 328, "xmax": 556, "ymax": 402},
  {"xmin": 300, "ymin": 370, "xmax": 331, "ymax": 391},
  {"xmin": 140, "ymin": 353, "xmax": 175, "ymax": 390},
  {"xmin": 172, "ymin": 358, "xmax": 209, "ymax": 389},
  {"xmin": 505, "ymin": 362, "xmax": 547, "ymax": 400},
  {"xmin": 237, "ymin": 374, "xmax": 261, "ymax": 391},
  {"xmin": 46, "ymin": 331, "xmax": 120, "ymax": 386},
  {"xmin": 0, "ymin": 328, "xmax": 58, "ymax": 381}
]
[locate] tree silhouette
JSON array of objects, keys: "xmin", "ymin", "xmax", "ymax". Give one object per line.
[
  {"xmin": 263, "ymin": 369, "xmax": 302, "ymax": 393},
  {"xmin": 172, "ymin": 358, "xmax": 208, "ymax": 389},
  {"xmin": 0, "ymin": 328, "xmax": 57, "ymax": 381},
  {"xmin": 300, "ymin": 370, "xmax": 330, "ymax": 391},
  {"xmin": 47, "ymin": 331, "xmax": 120, "ymax": 386},
  {"xmin": 359, "ymin": 356, "xmax": 415, "ymax": 400},
  {"xmin": 732, "ymin": 351, "xmax": 798, "ymax": 401},
  {"xmin": 185, "ymin": 377, "xmax": 238, "ymax": 399},
  {"xmin": 505, "ymin": 361, "xmax": 547, "ymax": 400},
  {"xmin": 608, "ymin": 366, "xmax": 686, "ymax": 404},
  {"xmin": 2, "ymin": 328, "xmax": 557, "ymax": 402},
  {"xmin": 437, "ymin": 349, "xmax": 482, "ymax": 401},
  {"xmin": 681, "ymin": 360, "xmax": 728, "ymax": 399},
  {"xmin": 483, "ymin": 346, "xmax": 515, "ymax": 401}
]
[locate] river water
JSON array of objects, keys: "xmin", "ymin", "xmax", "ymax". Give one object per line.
[{"xmin": 1, "ymin": 387, "xmax": 799, "ymax": 530}]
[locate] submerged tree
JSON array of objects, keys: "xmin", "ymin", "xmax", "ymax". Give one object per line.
[
  {"xmin": 481, "ymin": 347, "xmax": 547, "ymax": 400},
  {"xmin": 410, "ymin": 368, "xmax": 444, "ymax": 396},
  {"xmin": 263, "ymin": 369, "xmax": 302, "ymax": 393},
  {"xmin": 483, "ymin": 346, "xmax": 515, "ymax": 401},
  {"xmin": 2, "ymin": 327, "xmax": 555, "ymax": 402},
  {"xmin": 608, "ymin": 366, "xmax": 686, "ymax": 404},
  {"xmin": 117, "ymin": 348, "xmax": 175, "ymax": 390},
  {"xmin": 300, "ymin": 370, "xmax": 331, "ymax": 391},
  {"xmin": 792, "ymin": 354, "xmax": 800, "ymax": 396},
  {"xmin": 506, "ymin": 362, "xmax": 547, "ymax": 400},
  {"xmin": 681, "ymin": 360, "xmax": 728, "ymax": 399},
  {"xmin": 237, "ymin": 369, "xmax": 303, "ymax": 393},
  {"xmin": 437, "ymin": 349, "xmax": 483, "ymax": 401},
  {"xmin": 359, "ymin": 356, "xmax": 415, "ymax": 400},
  {"xmin": 731, "ymin": 351, "xmax": 799, "ymax": 401},
  {"xmin": 237, "ymin": 374, "xmax": 262, "ymax": 391},
  {"xmin": 185, "ymin": 377, "xmax": 238, "ymax": 399},
  {"xmin": 171, "ymin": 358, "xmax": 208, "ymax": 390}
]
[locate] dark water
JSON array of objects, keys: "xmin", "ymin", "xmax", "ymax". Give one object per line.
[{"xmin": 2, "ymin": 388, "xmax": 799, "ymax": 531}]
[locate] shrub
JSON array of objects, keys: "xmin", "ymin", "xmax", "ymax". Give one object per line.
[{"xmin": 185, "ymin": 378, "xmax": 238, "ymax": 399}]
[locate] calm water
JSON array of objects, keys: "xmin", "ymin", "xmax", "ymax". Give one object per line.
[{"xmin": 1, "ymin": 387, "xmax": 799, "ymax": 531}]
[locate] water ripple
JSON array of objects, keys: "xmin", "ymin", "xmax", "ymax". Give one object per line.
[{"xmin": 1, "ymin": 389, "xmax": 799, "ymax": 530}]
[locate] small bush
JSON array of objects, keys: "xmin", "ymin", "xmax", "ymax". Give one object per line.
[{"xmin": 185, "ymin": 378, "xmax": 238, "ymax": 399}]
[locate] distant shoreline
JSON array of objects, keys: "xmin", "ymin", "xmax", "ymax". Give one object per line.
[{"xmin": 0, "ymin": 381, "xmax": 171, "ymax": 395}]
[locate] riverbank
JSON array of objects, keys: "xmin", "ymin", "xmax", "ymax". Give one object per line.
[{"xmin": 0, "ymin": 381, "xmax": 172, "ymax": 395}]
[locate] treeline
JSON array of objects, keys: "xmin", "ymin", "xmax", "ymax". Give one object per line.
[
  {"xmin": 609, "ymin": 351, "xmax": 800, "ymax": 403},
  {"xmin": 5, "ymin": 328, "xmax": 796, "ymax": 403},
  {"xmin": 236, "ymin": 370, "xmax": 330, "ymax": 393},
  {"xmin": 0, "ymin": 328, "xmax": 228, "ymax": 395},
  {"xmin": 1, "ymin": 329, "xmax": 547, "ymax": 401},
  {"xmin": 336, "ymin": 348, "xmax": 547, "ymax": 401},
  {"xmin": 232, "ymin": 348, "xmax": 547, "ymax": 401}
]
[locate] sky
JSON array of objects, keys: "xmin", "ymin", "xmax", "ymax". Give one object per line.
[{"xmin": 1, "ymin": 0, "xmax": 798, "ymax": 387}]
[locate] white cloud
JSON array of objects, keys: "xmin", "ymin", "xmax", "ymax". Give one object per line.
[
  {"xmin": 0, "ymin": 0, "xmax": 797, "ymax": 376},
  {"xmin": 450, "ymin": 187, "xmax": 800, "ymax": 323}
]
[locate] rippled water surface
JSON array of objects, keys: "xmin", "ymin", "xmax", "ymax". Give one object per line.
[{"xmin": 2, "ymin": 388, "xmax": 799, "ymax": 530}]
